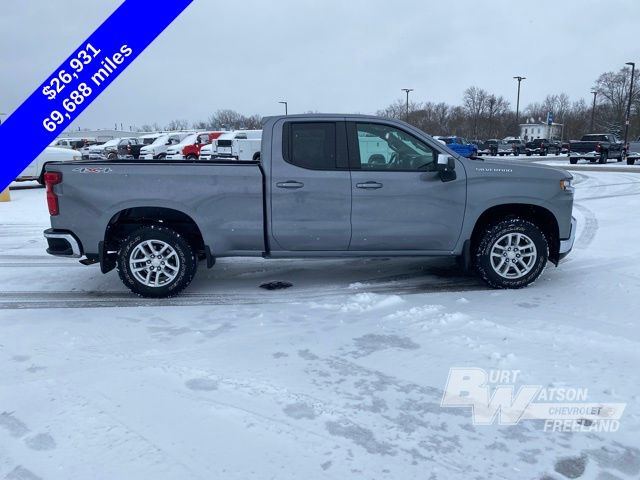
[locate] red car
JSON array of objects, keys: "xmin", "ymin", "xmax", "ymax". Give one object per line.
[{"xmin": 181, "ymin": 131, "xmax": 224, "ymax": 160}]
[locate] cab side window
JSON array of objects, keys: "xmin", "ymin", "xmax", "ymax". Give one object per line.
[
  {"xmin": 284, "ymin": 122, "xmax": 336, "ymax": 170},
  {"xmin": 355, "ymin": 123, "xmax": 437, "ymax": 171}
]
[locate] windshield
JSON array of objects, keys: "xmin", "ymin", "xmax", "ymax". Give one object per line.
[
  {"xmin": 100, "ymin": 139, "xmax": 120, "ymax": 148},
  {"xmin": 176, "ymin": 133, "xmax": 197, "ymax": 146},
  {"xmin": 150, "ymin": 135, "xmax": 169, "ymax": 146}
]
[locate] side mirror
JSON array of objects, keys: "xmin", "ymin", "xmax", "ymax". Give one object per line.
[
  {"xmin": 437, "ymin": 154, "xmax": 456, "ymax": 182},
  {"xmin": 436, "ymin": 154, "xmax": 455, "ymax": 172}
]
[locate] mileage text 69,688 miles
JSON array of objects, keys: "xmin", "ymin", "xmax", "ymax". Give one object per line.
[{"xmin": 42, "ymin": 43, "xmax": 133, "ymax": 133}]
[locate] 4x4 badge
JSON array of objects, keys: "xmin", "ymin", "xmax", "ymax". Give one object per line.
[{"xmin": 72, "ymin": 167, "xmax": 112, "ymax": 174}]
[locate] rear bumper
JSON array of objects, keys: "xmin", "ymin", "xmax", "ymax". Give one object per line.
[
  {"xmin": 569, "ymin": 151, "xmax": 598, "ymax": 159},
  {"xmin": 44, "ymin": 229, "xmax": 83, "ymax": 258},
  {"xmin": 558, "ymin": 216, "xmax": 577, "ymax": 260}
]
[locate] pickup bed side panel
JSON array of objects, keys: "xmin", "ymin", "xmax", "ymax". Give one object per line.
[{"xmin": 49, "ymin": 162, "xmax": 265, "ymax": 256}]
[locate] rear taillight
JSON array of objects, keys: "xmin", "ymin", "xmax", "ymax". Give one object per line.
[
  {"xmin": 595, "ymin": 143, "xmax": 601, "ymax": 152},
  {"xmin": 44, "ymin": 171, "xmax": 62, "ymax": 216},
  {"xmin": 127, "ymin": 144, "xmax": 131, "ymax": 153}
]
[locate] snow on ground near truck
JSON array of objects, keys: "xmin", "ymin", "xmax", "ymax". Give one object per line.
[{"xmin": 1, "ymin": 171, "xmax": 639, "ymax": 480}]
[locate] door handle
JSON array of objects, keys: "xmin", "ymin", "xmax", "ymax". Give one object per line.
[
  {"xmin": 276, "ymin": 181, "xmax": 304, "ymax": 189},
  {"xmin": 356, "ymin": 181, "xmax": 383, "ymax": 189}
]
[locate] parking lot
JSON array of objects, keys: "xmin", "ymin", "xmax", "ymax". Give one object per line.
[{"xmin": 1, "ymin": 163, "xmax": 639, "ymax": 479}]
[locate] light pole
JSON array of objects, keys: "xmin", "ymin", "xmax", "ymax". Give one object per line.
[
  {"xmin": 623, "ymin": 62, "xmax": 635, "ymax": 158},
  {"xmin": 590, "ymin": 91, "xmax": 598, "ymax": 132},
  {"xmin": 513, "ymin": 77, "xmax": 526, "ymax": 132},
  {"xmin": 401, "ymin": 88, "xmax": 413, "ymax": 122},
  {"xmin": 278, "ymin": 101, "xmax": 288, "ymax": 115}
]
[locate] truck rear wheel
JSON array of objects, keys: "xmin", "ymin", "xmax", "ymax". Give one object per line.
[
  {"xmin": 475, "ymin": 218, "xmax": 548, "ymax": 289},
  {"xmin": 117, "ymin": 226, "xmax": 197, "ymax": 298}
]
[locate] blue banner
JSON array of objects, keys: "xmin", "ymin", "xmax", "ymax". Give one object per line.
[{"xmin": 0, "ymin": 0, "xmax": 193, "ymax": 190}]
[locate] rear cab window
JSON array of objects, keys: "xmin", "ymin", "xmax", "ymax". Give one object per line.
[{"xmin": 282, "ymin": 122, "xmax": 348, "ymax": 170}]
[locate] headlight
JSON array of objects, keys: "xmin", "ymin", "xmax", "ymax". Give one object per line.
[
  {"xmin": 560, "ymin": 179, "xmax": 573, "ymax": 191},
  {"xmin": 72, "ymin": 154, "xmax": 81, "ymax": 161}
]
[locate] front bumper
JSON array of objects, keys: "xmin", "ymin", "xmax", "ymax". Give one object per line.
[
  {"xmin": 44, "ymin": 229, "xmax": 83, "ymax": 258},
  {"xmin": 558, "ymin": 216, "xmax": 577, "ymax": 260}
]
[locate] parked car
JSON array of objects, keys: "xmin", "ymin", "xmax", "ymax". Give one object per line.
[
  {"xmin": 165, "ymin": 133, "xmax": 198, "ymax": 160},
  {"xmin": 49, "ymin": 137, "xmax": 98, "ymax": 150},
  {"xmin": 139, "ymin": 133, "xmax": 191, "ymax": 160},
  {"xmin": 525, "ymin": 138, "xmax": 562, "ymax": 156},
  {"xmin": 506, "ymin": 139, "xmax": 526, "ymax": 156},
  {"xmin": 87, "ymin": 138, "xmax": 122, "ymax": 160},
  {"xmin": 42, "ymin": 114, "xmax": 576, "ymax": 298},
  {"xmin": 214, "ymin": 130, "xmax": 262, "ymax": 161},
  {"xmin": 435, "ymin": 136, "xmax": 478, "ymax": 158},
  {"xmin": 198, "ymin": 131, "xmax": 258, "ymax": 160},
  {"xmin": 16, "ymin": 147, "xmax": 81, "ymax": 183},
  {"xmin": 568, "ymin": 134, "xmax": 624, "ymax": 164},
  {"xmin": 183, "ymin": 132, "xmax": 225, "ymax": 160},
  {"xmin": 116, "ymin": 138, "xmax": 146, "ymax": 160},
  {"xmin": 626, "ymin": 136, "xmax": 640, "ymax": 165},
  {"xmin": 138, "ymin": 133, "xmax": 165, "ymax": 146},
  {"xmin": 479, "ymin": 139, "xmax": 511, "ymax": 156},
  {"xmin": 165, "ymin": 132, "xmax": 225, "ymax": 160},
  {"xmin": 198, "ymin": 143, "xmax": 214, "ymax": 160}
]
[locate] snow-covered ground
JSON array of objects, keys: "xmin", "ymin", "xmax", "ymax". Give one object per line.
[{"xmin": 1, "ymin": 171, "xmax": 639, "ymax": 480}]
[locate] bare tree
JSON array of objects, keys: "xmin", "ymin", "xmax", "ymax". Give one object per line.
[
  {"xmin": 594, "ymin": 67, "xmax": 640, "ymax": 133},
  {"xmin": 165, "ymin": 119, "xmax": 190, "ymax": 131}
]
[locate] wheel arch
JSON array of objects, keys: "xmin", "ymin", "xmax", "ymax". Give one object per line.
[
  {"xmin": 102, "ymin": 206, "xmax": 210, "ymax": 273},
  {"xmin": 469, "ymin": 203, "xmax": 561, "ymax": 265}
]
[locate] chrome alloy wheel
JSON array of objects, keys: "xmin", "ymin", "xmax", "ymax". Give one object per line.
[
  {"xmin": 490, "ymin": 233, "xmax": 537, "ymax": 279},
  {"xmin": 129, "ymin": 240, "xmax": 180, "ymax": 287}
]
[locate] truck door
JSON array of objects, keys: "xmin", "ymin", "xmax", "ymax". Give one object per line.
[
  {"xmin": 347, "ymin": 121, "xmax": 466, "ymax": 252},
  {"xmin": 270, "ymin": 121, "xmax": 352, "ymax": 251}
]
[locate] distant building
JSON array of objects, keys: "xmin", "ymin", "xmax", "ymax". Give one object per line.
[{"xmin": 520, "ymin": 121, "xmax": 563, "ymax": 141}]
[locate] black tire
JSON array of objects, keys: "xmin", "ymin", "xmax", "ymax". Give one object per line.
[
  {"xmin": 569, "ymin": 158, "xmax": 578, "ymax": 165},
  {"xmin": 117, "ymin": 226, "xmax": 197, "ymax": 298},
  {"xmin": 475, "ymin": 218, "xmax": 548, "ymax": 289},
  {"xmin": 157, "ymin": 153, "xmax": 167, "ymax": 160},
  {"xmin": 252, "ymin": 151, "xmax": 261, "ymax": 161},
  {"xmin": 107, "ymin": 152, "xmax": 117, "ymax": 160},
  {"xmin": 628, "ymin": 158, "xmax": 636, "ymax": 166},
  {"xmin": 186, "ymin": 154, "xmax": 198, "ymax": 160},
  {"xmin": 616, "ymin": 156, "xmax": 623, "ymax": 162}
]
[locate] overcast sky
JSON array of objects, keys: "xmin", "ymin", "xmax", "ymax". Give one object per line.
[{"xmin": 1, "ymin": 0, "xmax": 639, "ymax": 130}]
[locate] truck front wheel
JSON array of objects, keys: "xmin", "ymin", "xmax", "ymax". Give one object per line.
[
  {"xmin": 117, "ymin": 226, "xmax": 197, "ymax": 298},
  {"xmin": 475, "ymin": 218, "xmax": 548, "ymax": 289}
]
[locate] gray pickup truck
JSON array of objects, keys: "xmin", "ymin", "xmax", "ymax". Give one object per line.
[{"xmin": 42, "ymin": 114, "xmax": 576, "ymax": 297}]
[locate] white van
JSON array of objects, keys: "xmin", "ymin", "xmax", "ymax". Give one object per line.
[
  {"xmin": 215, "ymin": 130, "xmax": 262, "ymax": 161},
  {"xmin": 17, "ymin": 147, "xmax": 81, "ymax": 182}
]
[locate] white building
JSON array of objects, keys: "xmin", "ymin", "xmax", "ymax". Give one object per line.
[{"xmin": 520, "ymin": 121, "xmax": 563, "ymax": 141}]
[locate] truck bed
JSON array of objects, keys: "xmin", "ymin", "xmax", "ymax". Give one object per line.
[{"xmin": 45, "ymin": 159, "xmax": 266, "ymax": 259}]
